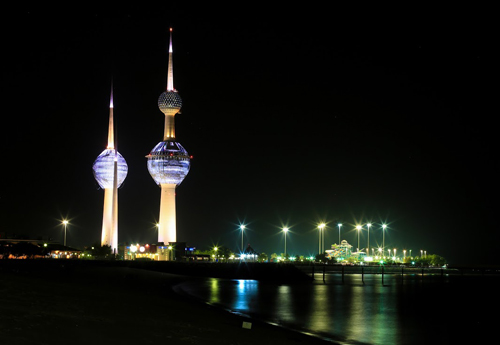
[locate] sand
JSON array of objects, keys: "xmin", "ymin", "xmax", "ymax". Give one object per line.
[{"xmin": 0, "ymin": 262, "xmax": 332, "ymax": 345}]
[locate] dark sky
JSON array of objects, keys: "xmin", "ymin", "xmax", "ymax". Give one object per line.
[{"xmin": 3, "ymin": 6, "xmax": 496, "ymax": 265}]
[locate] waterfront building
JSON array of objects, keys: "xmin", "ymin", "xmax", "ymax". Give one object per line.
[{"xmin": 325, "ymin": 240, "xmax": 353, "ymax": 260}]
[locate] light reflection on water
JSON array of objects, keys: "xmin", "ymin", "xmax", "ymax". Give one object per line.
[{"xmin": 176, "ymin": 272, "xmax": 496, "ymax": 344}]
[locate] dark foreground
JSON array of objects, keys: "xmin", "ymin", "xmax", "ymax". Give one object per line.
[{"xmin": 0, "ymin": 260, "xmax": 328, "ymax": 345}]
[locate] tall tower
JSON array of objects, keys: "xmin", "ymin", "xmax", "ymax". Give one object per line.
[
  {"xmin": 147, "ymin": 28, "xmax": 190, "ymax": 247},
  {"xmin": 92, "ymin": 85, "xmax": 128, "ymax": 254}
]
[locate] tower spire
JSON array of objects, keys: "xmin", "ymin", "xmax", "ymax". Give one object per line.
[
  {"xmin": 167, "ymin": 27, "xmax": 174, "ymax": 91},
  {"xmin": 107, "ymin": 82, "xmax": 115, "ymax": 149}
]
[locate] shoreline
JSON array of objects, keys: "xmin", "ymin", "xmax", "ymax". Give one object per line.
[{"xmin": 0, "ymin": 260, "xmax": 333, "ymax": 345}]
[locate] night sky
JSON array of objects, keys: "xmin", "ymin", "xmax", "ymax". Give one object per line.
[{"xmin": 3, "ymin": 6, "xmax": 496, "ymax": 265}]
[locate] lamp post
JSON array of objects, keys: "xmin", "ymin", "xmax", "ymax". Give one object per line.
[
  {"xmin": 338, "ymin": 223, "xmax": 342, "ymax": 244},
  {"xmin": 318, "ymin": 223, "xmax": 325, "ymax": 254},
  {"xmin": 367, "ymin": 223, "xmax": 371, "ymax": 256},
  {"xmin": 240, "ymin": 225, "xmax": 245, "ymax": 252},
  {"xmin": 356, "ymin": 225, "xmax": 362, "ymax": 252},
  {"xmin": 283, "ymin": 227, "xmax": 289, "ymax": 259},
  {"xmin": 168, "ymin": 245, "xmax": 173, "ymax": 261},
  {"xmin": 62, "ymin": 220, "xmax": 68, "ymax": 246},
  {"xmin": 382, "ymin": 224, "xmax": 387, "ymax": 256}
]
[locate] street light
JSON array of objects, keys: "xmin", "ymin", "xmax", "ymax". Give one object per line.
[
  {"xmin": 213, "ymin": 246, "xmax": 218, "ymax": 262},
  {"xmin": 367, "ymin": 223, "xmax": 372, "ymax": 256},
  {"xmin": 338, "ymin": 223, "xmax": 342, "ymax": 244},
  {"xmin": 240, "ymin": 225, "xmax": 246, "ymax": 252},
  {"xmin": 62, "ymin": 220, "xmax": 68, "ymax": 246},
  {"xmin": 318, "ymin": 223, "xmax": 325, "ymax": 254},
  {"xmin": 356, "ymin": 225, "xmax": 362, "ymax": 252},
  {"xmin": 283, "ymin": 227, "xmax": 289, "ymax": 258},
  {"xmin": 382, "ymin": 224, "xmax": 387, "ymax": 256},
  {"xmin": 168, "ymin": 245, "xmax": 173, "ymax": 261}
]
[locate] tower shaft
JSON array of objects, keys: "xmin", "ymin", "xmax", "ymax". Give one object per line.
[
  {"xmin": 101, "ymin": 189, "xmax": 117, "ymax": 251},
  {"xmin": 98, "ymin": 85, "xmax": 121, "ymax": 254},
  {"xmin": 163, "ymin": 111, "xmax": 176, "ymax": 140},
  {"xmin": 158, "ymin": 183, "xmax": 177, "ymax": 244}
]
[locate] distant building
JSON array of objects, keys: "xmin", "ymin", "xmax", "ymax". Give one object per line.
[
  {"xmin": 0, "ymin": 239, "xmax": 81, "ymax": 259},
  {"xmin": 123, "ymin": 242, "xmax": 197, "ymax": 261},
  {"xmin": 241, "ymin": 244, "xmax": 258, "ymax": 261},
  {"xmin": 325, "ymin": 240, "xmax": 353, "ymax": 260}
]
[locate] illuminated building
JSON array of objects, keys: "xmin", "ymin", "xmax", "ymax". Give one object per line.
[
  {"xmin": 325, "ymin": 240, "xmax": 353, "ymax": 260},
  {"xmin": 123, "ymin": 243, "xmax": 194, "ymax": 261},
  {"xmin": 146, "ymin": 28, "xmax": 190, "ymax": 252},
  {"xmin": 92, "ymin": 85, "xmax": 128, "ymax": 254}
]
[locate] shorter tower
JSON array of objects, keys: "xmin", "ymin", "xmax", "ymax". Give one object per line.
[
  {"xmin": 92, "ymin": 86, "xmax": 128, "ymax": 253},
  {"xmin": 147, "ymin": 28, "xmax": 190, "ymax": 246}
]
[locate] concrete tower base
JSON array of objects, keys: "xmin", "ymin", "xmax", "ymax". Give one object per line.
[
  {"xmin": 101, "ymin": 187, "xmax": 118, "ymax": 253},
  {"xmin": 158, "ymin": 183, "xmax": 177, "ymax": 245}
]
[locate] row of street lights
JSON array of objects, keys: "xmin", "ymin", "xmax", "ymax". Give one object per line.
[
  {"xmin": 238, "ymin": 223, "xmax": 391, "ymax": 257},
  {"xmin": 333, "ymin": 223, "xmax": 388, "ymax": 255}
]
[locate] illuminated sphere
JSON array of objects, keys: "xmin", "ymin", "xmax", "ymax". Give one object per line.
[
  {"xmin": 147, "ymin": 141, "xmax": 190, "ymax": 186},
  {"xmin": 158, "ymin": 91, "xmax": 182, "ymax": 113},
  {"xmin": 92, "ymin": 149, "xmax": 128, "ymax": 189}
]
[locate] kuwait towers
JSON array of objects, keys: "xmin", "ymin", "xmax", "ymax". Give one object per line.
[
  {"xmin": 92, "ymin": 85, "xmax": 128, "ymax": 254},
  {"xmin": 147, "ymin": 28, "xmax": 190, "ymax": 247}
]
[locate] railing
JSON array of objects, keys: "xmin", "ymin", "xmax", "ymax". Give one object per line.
[{"xmin": 295, "ymin": 264, "xmax": 500, "ymax": 284}]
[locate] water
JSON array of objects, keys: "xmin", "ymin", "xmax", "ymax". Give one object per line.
[{"xmin": 175, "ymin": 271, "xmax": 499, "ymax": 344}]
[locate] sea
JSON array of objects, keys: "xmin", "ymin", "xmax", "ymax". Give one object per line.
[{"xmin": 174, "ymin": 267, "xmax": 500, "ymax": 345}]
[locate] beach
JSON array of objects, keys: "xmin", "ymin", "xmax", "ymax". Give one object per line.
[{"xmin": 0, "ymin": 261, "xmax": 330, "ymax": 345}]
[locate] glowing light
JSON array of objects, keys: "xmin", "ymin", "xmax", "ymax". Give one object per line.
[{"xmin": 283, "ymin": 227, "xmax": 289, "ymax": 233}]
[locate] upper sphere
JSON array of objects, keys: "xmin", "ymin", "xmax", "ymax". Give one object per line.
[{"xmin": 158, "ymin": 91, "xmax": 182, "ymax": 113}]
